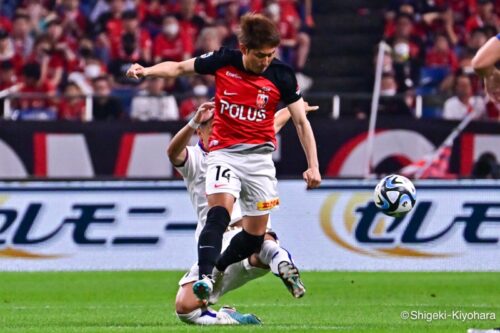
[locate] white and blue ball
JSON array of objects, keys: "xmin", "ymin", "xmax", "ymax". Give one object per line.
[{"xmin": 373, "ymin": 174, "xmax": 416, "ymax": 217}]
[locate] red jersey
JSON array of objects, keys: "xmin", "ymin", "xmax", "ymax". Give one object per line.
[
  {"xmin": 425, "ymin": 49, "xmax": 459, "ymax": 71},
  {"xmin": 194, "ymin": 48, "xmax": 301, "ymax": 152},
  {"xmin": 153, "ymin": 32, "xmax": 190, "ymax": 62}
]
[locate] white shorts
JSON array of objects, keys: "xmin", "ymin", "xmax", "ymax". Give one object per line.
[
  {"xmin": 205, "ymin": 150, "xmax": 279, "ymax": 216},
  {"xmin": 178, "ymin": 228, "xmax": 269, "ymax": 304}
]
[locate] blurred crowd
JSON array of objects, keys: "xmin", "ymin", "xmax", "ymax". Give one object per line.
[
  {"xmin": 378, "ymin": 0, "xmax": 500, "ymax": 121},
  {"xmin": 0, "ymin": 0, "xmax": 314, "ymax": 121}
]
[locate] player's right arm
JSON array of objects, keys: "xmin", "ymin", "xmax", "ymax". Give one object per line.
[
  {"xmin": 126, "ymin": 58, "xmax": 196, "ymax": 79},
  {"xmin": 287, "ymin": 98, "xmax": 322, "ymax": 189},
  {"xmin": 167, "ymin": 102, "xmax": 214, "ymax": 166}
]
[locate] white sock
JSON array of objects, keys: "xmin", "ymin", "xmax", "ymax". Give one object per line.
[
  {"xmin": 177, "ymin": 308, "xmax": 218, "ymax": 325},
  {"xmin": 258, "ymin": 240, "xmax": 292, "ymax": 275}
]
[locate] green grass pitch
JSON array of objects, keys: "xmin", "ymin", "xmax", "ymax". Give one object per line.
[{"xmin": 0, "ymin": 271, "xmax": 498, "ymax": 332}]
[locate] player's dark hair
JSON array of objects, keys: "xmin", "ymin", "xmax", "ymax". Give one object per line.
[{"xmin": 238, "ymin": 13, "xmax": 280, "ymax": 50}]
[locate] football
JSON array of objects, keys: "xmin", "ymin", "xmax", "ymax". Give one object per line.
[{"xmin": 373, "ymin": 174, "xmax": 417, "ymax": 217}]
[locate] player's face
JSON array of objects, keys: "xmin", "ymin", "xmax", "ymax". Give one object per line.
[{"xmin": 241, "ymin": 45, "xmax": 277, "ymax": 74}]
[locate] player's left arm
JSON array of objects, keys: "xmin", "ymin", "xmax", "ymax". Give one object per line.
[
  {"xmin": 288, "ymin": 98, "xmax": 322, "ymax": 188},
  {"xmin": 273, "ymin": 101, "xmax": 319, "ymax": 134},
  {"xmin": 167, "ymin": 102, "xmax": 214, "ymax": 166}
]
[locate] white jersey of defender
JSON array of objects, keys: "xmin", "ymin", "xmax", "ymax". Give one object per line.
[{"xmin": 175, "ymin": 143, "xmax": 243, "ymax": 240}]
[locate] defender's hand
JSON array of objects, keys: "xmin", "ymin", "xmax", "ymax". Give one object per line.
[
  {"xmin": 193, "ymin": 101, "xmax": 215, "ymax": 124},
  {"xmin": 303, "ymin": 167, "xmax": 321, "ymax": 189}
]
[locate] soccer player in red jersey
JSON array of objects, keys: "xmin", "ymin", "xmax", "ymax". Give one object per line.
[{"xmin": 126, "ymin": 13, "xmax": 321, "ymax": 303}]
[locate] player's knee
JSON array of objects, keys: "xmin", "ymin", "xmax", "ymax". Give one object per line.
[
  {"xmin": 204, "ymin": 206, "xmax": 230, "ymax": 232},
  {"xmin": 242, "ymin": 229, "xmax": 265, "ymax": 253}
]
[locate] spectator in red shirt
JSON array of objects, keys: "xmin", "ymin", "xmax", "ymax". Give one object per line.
[
  {"xmin": 45, "ymin": 17, "xmax": 77, "ymax": 89},
  {"xmin": 16, "ymin": 62, "xmax": 57, "ymax": 120},
  {"xmin": 425, "ymin": 33, "xmax": 459, "ymax": 72},
  {"xmin": 58, "ymin": 81, "xmax": 85, "ymax": 121},
  {"xmin": 387, "ymin": 13, "xmax": 424, "ymax": 59},
  {"xmin": 465, "ymin": 0, "xmax": 499, "ymax": 35},
  {"xmin": 11, "ymin": 14, "xmax": 33, "ymax": 60},
  {"xmin": 198, "ymin": 0, "xmax": 218, "ymax": 22},
  {"xmin": 386, "ymin": 13, "xmax": 424, "ymax": 92},
  {"xmin": 27, "ymin": 36, "xmax": 51, "ymax": 80},
  {"xmin": 64, "ymin": 37, "xmax": 106, "ymax": 80},
  {"xmin": 276, "ymin": 0, "xmax": 301, "ymax": 27},
  {"xmin": 154, "ymin": 16, "xmax": 192, "ymax": 63},
  {"xmin": 0, "ymin": 60, "xmax": 17, "ymax": 91},
  {"xmin": 108, "ymin": 32, "xmax": 144, "ymax": 86},
  {"xmin": 175, "ymin": 0, "xmax": 206, "ymax": 52},
  {"xmin": 95, "ymin": 0, "xmax": 126, "ymax": 61},
  {"xmin": 120, "ymin": 10, "xmax": 152, "ymax": 64},
  {"xmin": 58, "ymin": 0, "xmax": 88, "ymax": 39},
  {"xmin": 139, "ymin": 0, "xmax": 164, "ymax": 34},
  {"xmin": 0, "ymin": 30, "xmax": 24, "ymax": 74},
  {"xmin": 264, "ymin": 0, "xmax": 312, "ymax": 91}
]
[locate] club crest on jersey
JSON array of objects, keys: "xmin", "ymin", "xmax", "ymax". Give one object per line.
[{"xmin": 256, "ymin": 91, "xmax": 269, "ymax": 109}]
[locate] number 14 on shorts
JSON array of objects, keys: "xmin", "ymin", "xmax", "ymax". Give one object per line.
[
  {"xmin": 215, "ymin": 166, "xmax": 231, "ymax": 182},
  {"xmin": 211, "ymin": 165, "xmax": 233, "ymax": 189}
]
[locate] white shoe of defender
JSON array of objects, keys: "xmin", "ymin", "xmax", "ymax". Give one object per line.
[
  {"xmin": 468, "ymin": 329, "xmax": 500, "ymax": 333},
  {"xmin": 217, "ymin": 306, "xmax": 262, "ymax": 325},
  {"xmin": 215, "ymin": 308, "xmax": 239, "ymax": 325},
  {"xmin": 277, "ymin": 261, "xmax": 306, "ymax": 298},
  {"xmin": 192, "ymin": 276, "xmax": 213, "ymax": 303}
]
